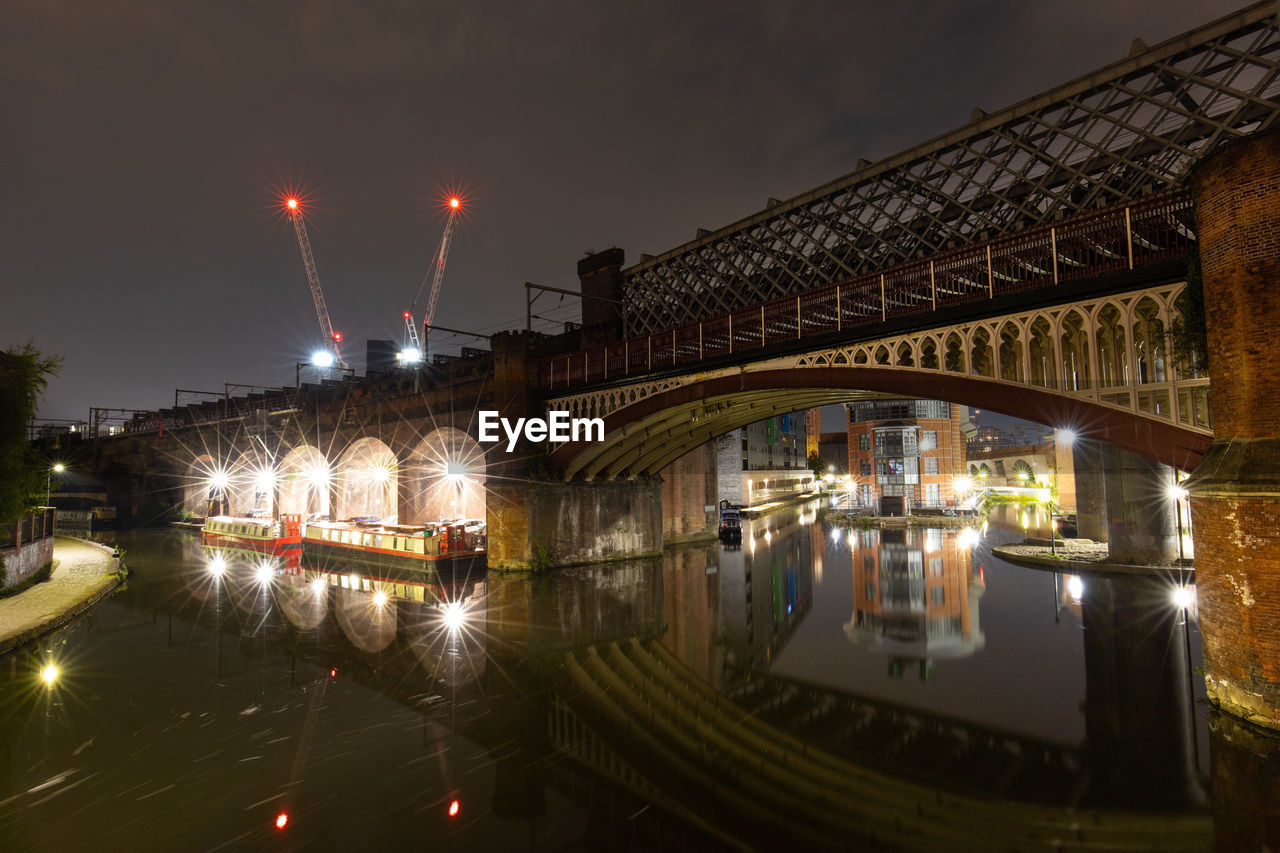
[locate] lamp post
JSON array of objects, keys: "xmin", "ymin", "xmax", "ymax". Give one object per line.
[
  {"xmin": 45, "ymin": 463, "xmax": 65, "ymax": 507},
  {"xmin": 1167, "ymin": 479, "xmax": 1189, "ymax": 566}
]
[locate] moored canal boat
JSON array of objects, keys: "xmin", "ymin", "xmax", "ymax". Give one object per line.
[
  {"xmin": 201, "ymin": 513, "xmax": 303, "ymax": 557},
  {"xmin": 302, "ymin": 519, "xmax": 485, "ymax": 572}
]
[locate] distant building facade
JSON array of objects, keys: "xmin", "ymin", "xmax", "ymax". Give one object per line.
[
  {"xmin": 716, "ymin": 413, "xmax": 814, "ymax": 506},
  {"xmin": 846, "ymin": 399, "xmax": 966, "ymax": 515},
  {"xmin": 966, "ymin": 430, "xmax": 1077, "ymax": 512},
  {"xmin": 805, "ymin": 408, "xmax": 823, "ymax": 458}
]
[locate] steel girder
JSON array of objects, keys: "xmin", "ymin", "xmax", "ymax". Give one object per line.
[{"xmin": 621, "ymin": 3, "xmax": 1280, "ymax": 335}]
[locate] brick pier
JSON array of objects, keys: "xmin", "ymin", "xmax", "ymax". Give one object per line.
[{"xmin": 1186, "ymin": 128, "xmax": 1280, "ymax": 732}]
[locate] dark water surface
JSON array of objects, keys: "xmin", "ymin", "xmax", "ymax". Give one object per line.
[{"xmin": 0, "ymin": 504, "xmax": 1215, "ymax": 851}]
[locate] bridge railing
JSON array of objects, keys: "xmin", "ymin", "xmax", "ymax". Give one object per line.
[{"xmin": 537, "ymin": 192, "xmax": 1197, "ymax": 391}]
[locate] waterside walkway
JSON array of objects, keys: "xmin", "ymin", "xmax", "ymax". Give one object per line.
[{"xmin": 0, "ymin": 537, "xmax": 122, "ymax": 654}]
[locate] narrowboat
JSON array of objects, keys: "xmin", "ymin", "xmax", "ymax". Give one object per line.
[
  {"xmin": 302, "ymin": 519, "xmax": 486, "ymax": 572},
  {"xmin": 201, "ymin": 513, "xmax": 303, "ymax": 557}
]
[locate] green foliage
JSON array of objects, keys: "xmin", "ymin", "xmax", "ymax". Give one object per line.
[
  {"xmin": 1171, "ymin": 256, "xmax": 1208, "ymax": 377},
  {"xmin": 0, "ymin": 343, "xmax": 63, "ymax": 527},
  {"xmin": 806, "ymin": 451, "xmax": 824, "ymax": 477},
  {"xmin": 530, "ymin": 538, "xmax": 555, "ymax": 571}
]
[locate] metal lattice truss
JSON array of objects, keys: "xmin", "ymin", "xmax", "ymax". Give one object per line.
[
  {"xmin": 548, "ymin": 283, "xmax": 1211, "ymax": 479},
  {"xmin": 622, "ymin": 3, "xmax": 1280, "ymax": 335}
]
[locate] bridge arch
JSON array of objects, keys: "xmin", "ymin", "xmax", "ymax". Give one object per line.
[
  {"xmin": 334, "ymin": 438, "xmax": 399, "ymax": 521},
  {"xmin": 544, "ymin": 282, "xmax": 1209, "ymax": 480},
  {"xmin": 547, "ymin": 366, "xmax": 1210, "ymax": 481},
  {"xmin": 183, "ymin": 454, "xmax": 218, "ymax": 515},
  {"xmin": 401, "ymin": 427, "xmax": 486, "ymax": 524},
  {"xmin": 278, "ymin": 444, "xmax": 330, "ymax": 518}
]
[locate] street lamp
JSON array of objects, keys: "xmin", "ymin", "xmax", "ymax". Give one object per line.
[
  {"xmin": 1167, "ymin": 480, "xmax": 1189, "ymax": 565},
  {"xmin": 45, "ymin": 463, "xmax": 65, "ymax": 507}
]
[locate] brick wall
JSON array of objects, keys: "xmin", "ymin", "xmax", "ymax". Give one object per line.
[
  {"xmin": 1193, "ymin": 129, "xmax": 1280, "ymax": 438},
  {"xmin": 1187, "ymin": 128, "xmax": 1280, "ymax": 730}
]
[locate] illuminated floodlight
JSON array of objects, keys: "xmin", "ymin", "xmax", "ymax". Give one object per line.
[
  {"xmin": 308, "ymin": 465, "xmax": 331, "ymax": 487},
  {"xmin": 209, "ymin": 468, "xmax": 230, "ymax": 491},
  {"xmin": 256, "ymin": 561, "xmax": 274, "ymax": 585},
  {"xmin": 373, "ymin": 590, "xmax": 388, "ymax": 607},
  {"xmin": 310, "ymin": 578, "xmax": 326, "ymax": 595},
  {"xmin": 1057, "ymin": 428, "xmax": 1077, "ymax": 447},
  {"xmin": 53, "ymin": 463, "xmax": 65, "ymax": 473},
  {"xmin": 1172, "ymin": 585, "xmax": 1196, "ymax": 610},
  {"xmin": 400, "ymin": 347, "xmax": 421, "ymax": 364},
  {"xmin": 255, "ymin": 468, "xmax": 276, "ymax": 490},
  {"xmin": 208, "ymin": 555, "xmax": 227, "ymax": 576},
  {"xmin": 1166, "ymin": 483, "xmax": 1189, "ymax": 502},
  {"xmin": 41, "ymin": 664, "xmax": 59, "ymax": 685},
  {"xmin": 311, "ymin": 350, "xmax": 335, "ymax": 368},
  {"xmin": 953, "ymin": 476, "xmax": 973, "ymax": 496},
  {"xmin": 442, "ymin": 600, "xmax": 465, "ymax": 631},
  {"xmin": 368, "ymin": 464, "xmax": 393, "ymax": 483}
]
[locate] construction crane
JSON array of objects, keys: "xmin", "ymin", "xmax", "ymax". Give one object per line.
[
  {"xmin": 285, "ymin": 197, "xmax": 348, "ymax": 369},
  {"xmin": 402, "ymin": 196, "xmax": 462, "ymax": 362}
]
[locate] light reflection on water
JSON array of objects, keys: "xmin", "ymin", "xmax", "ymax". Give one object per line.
[{"xmin": 0, "ymin": 509, "xmax": 1216, "ymax": 850}]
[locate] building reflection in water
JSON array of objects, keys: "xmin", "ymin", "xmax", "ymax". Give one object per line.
[
  {"xmin": 843, "ymin": 527, "xmax": 985, "ymax": 679},
  {"xmin": 716, "ymin": 506, "xmax": 815, "ymax": 681}
]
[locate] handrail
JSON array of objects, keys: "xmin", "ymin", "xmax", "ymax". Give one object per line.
[{"xmin": 538, "ymin": 191, "xmax": 1196, "ymax": 391}]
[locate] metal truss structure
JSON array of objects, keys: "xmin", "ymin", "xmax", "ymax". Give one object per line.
[
  {"xmin": 621, "ymin": 3, "xmax": 1280, "ymax": 335},
  {"xmin": 546, "ymin": 282, "xmax": 1211, "ymax": 479}
]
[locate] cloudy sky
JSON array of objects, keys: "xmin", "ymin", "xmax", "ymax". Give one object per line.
[{"xmin": 2, "ymin": 0, "xmax": 1246, "ymax": 421}]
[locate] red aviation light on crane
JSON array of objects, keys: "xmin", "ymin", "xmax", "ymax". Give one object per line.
[
  {"xmin": 333, "ymin": 332, "xmax": 343, "ymax": 342},
  {"xmin": 449, "ymin": 197, "xmax": 460, "ymax": 210},
  {"xmin": 403, "ymin": 311, "xmax": 411, "ymax": 319},
  {"xmin": 287, "ymin": 198, "xmax": 299, "ymax": 211}
]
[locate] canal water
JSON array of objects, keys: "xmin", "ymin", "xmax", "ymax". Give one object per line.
[{"xmin": 0, "ymin": 504, "xmax": 1213, "ymax": 851}]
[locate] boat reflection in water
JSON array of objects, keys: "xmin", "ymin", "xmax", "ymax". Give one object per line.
[{"xmin": 199, "ymin": 542, "xmax": 488, "ymax": 685}]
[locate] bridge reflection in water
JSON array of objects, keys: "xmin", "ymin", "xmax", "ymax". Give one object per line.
[{"xmin": 0, "ymin": 515, "xmax": 1214, "ymax": 850}]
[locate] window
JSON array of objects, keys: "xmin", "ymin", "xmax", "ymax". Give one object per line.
[
  {"xmin": 930, "ymin": 586, "xmax": 946, "ymax": 605},
  {"xmin": 929, "ymin": 556, "xmax": 943, "ymax": 576},
  {"xmin": 924, "ymin": 457, "xmax": 939, "ymax": 476},
  {"xmin": 859, "ymin": 433, "xmax": 870, "ymax": 451},
  {"xmin": 864, "ymin": 582, "xmax": 876, "ymax": 601},
  {"xmin": 861, "ymin": 460, "xmax": 871, "ymax": 476},
  {"xmin": 921, "ymin": 430, "xmax": 937, "ymax": 451}
]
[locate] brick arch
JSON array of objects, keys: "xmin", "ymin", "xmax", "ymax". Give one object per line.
[{"xmin": 547, "ymin": 367, "xmax": 1210, "ymax": 480}]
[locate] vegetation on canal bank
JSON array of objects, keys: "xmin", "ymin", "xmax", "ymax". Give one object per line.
[
  {"xmin": 0, "ymin": 342, "xmax": 62, "ymax": 529},
  {"xmin": 0, "ymin": 560, "xmax": 54, "ymax": 598}
]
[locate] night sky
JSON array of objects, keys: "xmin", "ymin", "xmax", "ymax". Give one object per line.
[{"xmin": 3, "ymin": 1, "xmax": 1242, "ymax": 422}]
